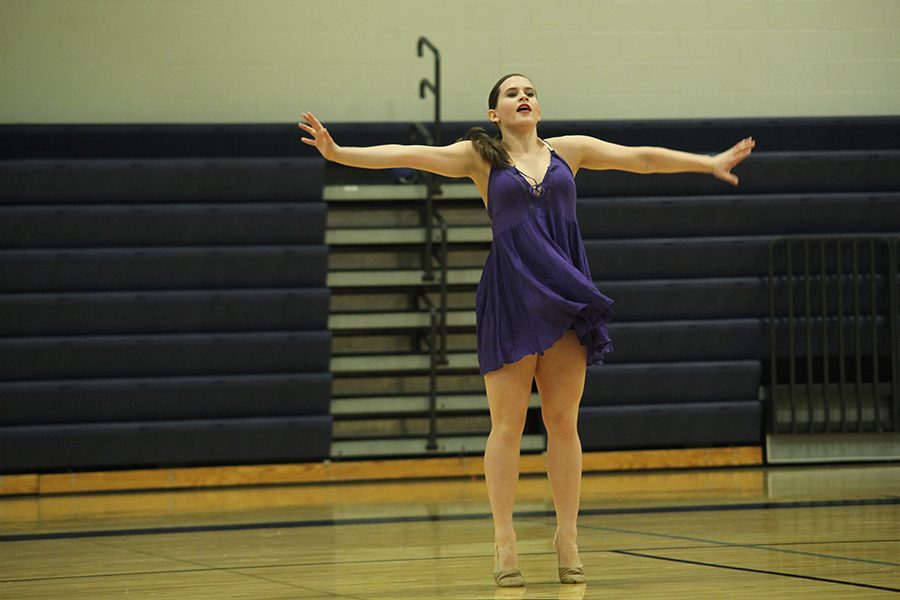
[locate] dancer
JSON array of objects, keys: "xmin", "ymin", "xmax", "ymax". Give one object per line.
[{"xmin": 300, "ymin": 73, "xmax": 754, "ymax": 587}]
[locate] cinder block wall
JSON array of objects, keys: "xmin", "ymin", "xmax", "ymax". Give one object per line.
[{"xmin": 1, "ymin": 0, "xmax": 898, "ymax": 124}]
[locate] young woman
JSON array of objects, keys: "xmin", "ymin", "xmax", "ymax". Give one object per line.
[{"xmin": 300, "ymin": 73, "xmax": 754, "ymax": 587}]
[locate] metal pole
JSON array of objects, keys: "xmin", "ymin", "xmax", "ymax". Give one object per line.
[
  {"xmin": 870, "ymin": 240, "xmax": 880, "ymax": 432},
  {"xmin": 821, "ymin": 241, "xmax": 830, "ymax": 432},
  {"xmin": 768, "ymin": 240, "xmax": 779, "ymax": 433},
  {"xmin": 423, "ymin": 174, "xmax": 435, "ymax": 281},
  {"xmin": 804, "ymin": 240, "xmax": 813, "ymax": 433},
  {"xmin": 837, "ymin": 240, "xmax": 847, "ymax": 432},
  {"xmin": 438, "ymin": 217, "xmax": 449, "ymax": 364},
  {"xmin": 787, "ymin": 242, "xmax": 797, "ymax": 433},
  {"xmin": 891, "ymin": 238, "xmax": 899, "ymax": 432},
  {"xmin": 853, "ymin": 241, "xmax": 862, "ymax": 432},
  {"xmin": 427, "ymin": 302, "xmax": 438, "ymax": 450}
]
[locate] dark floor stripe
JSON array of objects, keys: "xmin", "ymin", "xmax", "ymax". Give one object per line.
[
  {"xmin": 581, "ymin": 524, "xmax": 900, "ymax": 569},
  {"xmin": 581, "ymin": 496, "xmax": 900, "ymax": 516},
  {"xmin": 2, "ymin": 496, "xmax": 898, "ymax": 543},
  {"xmin": 613, "ymin": 550, "xmax": 900, "ymax": 593}
]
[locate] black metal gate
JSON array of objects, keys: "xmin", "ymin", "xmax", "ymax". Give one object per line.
[{"xmin": 767, "ymin": 236, "xmax": 899, "ymax": 434}]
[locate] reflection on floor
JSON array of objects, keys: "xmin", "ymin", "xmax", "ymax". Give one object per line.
[{"xmin": 1, "ymin": 464, "xmax": 898, "ymax": 598}]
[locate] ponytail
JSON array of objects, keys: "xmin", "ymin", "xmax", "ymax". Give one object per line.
[{"xmin": 459, "ymin": 127, "xmax": 511, "ymax": 169}]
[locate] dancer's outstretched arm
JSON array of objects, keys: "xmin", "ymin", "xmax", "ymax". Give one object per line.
[
  {"xmin": 549, "ymin": 135, "xmax": 755, "ymax": 186},
  {"xmin": 300, "ymin": 112, "xmax": 481, "ymax": 180}
]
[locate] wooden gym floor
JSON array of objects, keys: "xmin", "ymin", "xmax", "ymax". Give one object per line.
[{"xmin": 1, "ymin": 462, "xmax": 898, "ymax": 598}]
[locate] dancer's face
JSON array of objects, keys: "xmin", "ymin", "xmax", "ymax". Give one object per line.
[{"xmin": 488, "ymin": 75, "xmax": 541, "ymax": 130}]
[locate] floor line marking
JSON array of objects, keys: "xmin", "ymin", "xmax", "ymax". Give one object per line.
[
  {"xmin": 581, "ymin": 524, "xmax": 900, "ymax": 568},
  {"xmin": 613, "ymin": 550, "xmax": 900, "ymax": 593}
]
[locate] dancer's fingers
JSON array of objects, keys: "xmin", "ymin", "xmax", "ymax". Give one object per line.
[
  {"xmin": 303, "ymin": 112, "xmax": 325, "ymax": 132},
  {"xmin": 299, "ymin": 113, "xmax": 315, "ymax": 132},
  {"xmin": 725, "ymin": 138, "xmax": 754, "ymax": 169}
]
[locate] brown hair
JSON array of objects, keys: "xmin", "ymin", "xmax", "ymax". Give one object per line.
[
  {"xmin": 459, "ymin": 73, "xmax": 532, "ymax": 169},
  {"xmin": 460, "ymin": 127, "xmax": 510, "ymax": 168}
]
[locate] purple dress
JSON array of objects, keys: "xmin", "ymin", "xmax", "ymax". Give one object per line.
[{"xmin": 475, "ymin": 148, "xmax": 614, "ymax": 375}]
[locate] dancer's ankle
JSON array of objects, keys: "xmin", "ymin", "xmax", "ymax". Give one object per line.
[
  {"xmin": 555, "ymin": 527, "xmax": 577, "ymax": 544},
  {"xmin": 494, "ymin": 531, "xmax": 519, "ymax": 569}
]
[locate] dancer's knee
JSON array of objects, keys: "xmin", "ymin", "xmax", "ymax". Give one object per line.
[
  {"xmin": 542, "ymin": 409, "xmax": 579, "ymax": 439},
  {"xmin": 490, "ymin": 414, "xmax": 527, "ymax": 441}
]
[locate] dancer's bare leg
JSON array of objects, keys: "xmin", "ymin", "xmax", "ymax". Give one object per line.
[
  {"xmin": 535, "ymin": 330, "xmax": 587, "ymax": 567},
  {"xmin": 483, "ymin": 354, "xmax": 537, "ymax": 570}
]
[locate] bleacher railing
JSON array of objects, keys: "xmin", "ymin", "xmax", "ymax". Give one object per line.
[
  {"xmin": 768, "ymin": 236, "xmax": 898, "ymax": 435},
  {"xmin": 416, "ymin": 36, "xmax": 448, "ymax": 450}
]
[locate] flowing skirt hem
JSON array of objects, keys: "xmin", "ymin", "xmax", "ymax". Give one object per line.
[{"xmin": 478, "ymin": 307, "xmax": 614, "ymax": 376}]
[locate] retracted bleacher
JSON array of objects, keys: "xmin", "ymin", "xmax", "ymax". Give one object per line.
[
  {"xmin": 567, "ymin": 117, "xmax": 900, "ymax": 451},
  {"xmin": 0, "ymin": 125, "xmax": 332, "ymax": 472}
]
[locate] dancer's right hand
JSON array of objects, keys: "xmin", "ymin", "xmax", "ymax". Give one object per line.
[{"xmin": 299, "ymin": 112, "xmax": 339, "ymax": 161}]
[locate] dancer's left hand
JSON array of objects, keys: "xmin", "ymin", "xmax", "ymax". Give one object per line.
[{"xmin": 711, "ymin": 137, "xmax": 755, "ymax": 186}]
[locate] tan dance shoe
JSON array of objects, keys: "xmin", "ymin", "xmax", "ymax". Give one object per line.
[
  {"xmin": 493, "ymin": 544, "xmax": 526, "ymax": 587},
  {"xmin": 553, "ymin": 533, "xmax": 586, "ymax": 584}
]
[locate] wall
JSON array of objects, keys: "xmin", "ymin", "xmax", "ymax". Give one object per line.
[{"xmin": 1, "ymin": 0, "xmax": 898, "ymax": 124}]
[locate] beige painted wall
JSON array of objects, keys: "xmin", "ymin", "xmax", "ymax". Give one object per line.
[{"xmin": 1, "ymin": 0, "xmax": 898, "ymax": 124}]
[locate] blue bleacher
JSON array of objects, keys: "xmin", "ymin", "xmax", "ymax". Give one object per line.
[
  {"xmin": 1, "ymin": 116, "xmax": 897, "ymax": 467},
  {"xmin": 0, "ymin": 133, "xmax": 332, "ymax": 472}
]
